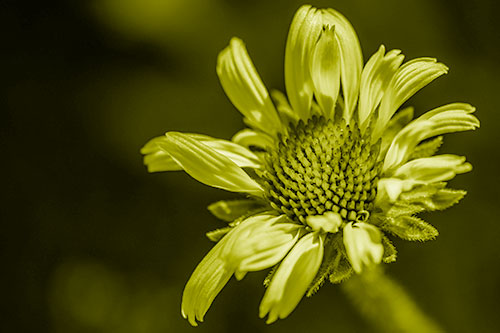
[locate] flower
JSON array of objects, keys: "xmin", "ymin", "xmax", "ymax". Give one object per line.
[{"xmin": 141, "ymin": 4, "xmax": 479, "ymax": 326}]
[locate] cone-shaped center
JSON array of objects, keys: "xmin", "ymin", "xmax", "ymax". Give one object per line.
[{"xmin": 261, "ymin": 116, "xmax": 381, "ymax": 225}]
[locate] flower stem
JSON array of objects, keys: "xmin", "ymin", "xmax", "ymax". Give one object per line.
[{"xmin": 341, "ymin": 268, "xmax": 443, "ymax": 332}]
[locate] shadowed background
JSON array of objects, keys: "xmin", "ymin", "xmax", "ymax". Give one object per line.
[{"xmin": 3, "ymin": 0, "xmax": 500, "ymax": 332}]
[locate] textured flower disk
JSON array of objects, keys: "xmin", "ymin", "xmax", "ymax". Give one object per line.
[
  {"xmin": 141, "ymin": 3, "xmax": 479, "ymax": 327},
  {"xmin": 261, "ymin": 115, "xmax": 381, "ymax": 224}
]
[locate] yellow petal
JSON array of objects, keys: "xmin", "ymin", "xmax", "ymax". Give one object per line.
[
  {"xmin": 259, "ymin": 232, "xmax": 324, "ymax": 324},
  {"xmin": 217, "ymin": 37, "xmax": 282, "ymax": 136},
  {"xmin": 159, "ymin": 132, "xmax": 263, "ymax": 195},
  {"xmin": 343, "ymin": 222, "xmax": 384, "ymax": 273},
  {"xmin": 310, "ymin": 25, "xmax": 341, "ymax": 118}
]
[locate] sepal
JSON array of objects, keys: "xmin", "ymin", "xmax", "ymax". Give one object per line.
[
  {"xmin": 306, "ymin": 234, "xmax": 339, "ymax": 296},
  {"xmin": 397, "ymin": 183, "xmax": 466, "ymax": 211},
  {"xmin": 409, "ymin": 136, "xmax": 443, "ymax": 160},
  {"xmin": 386, "ymin": 202, "xmax": 426, "ymax": 218},
  {"xmin": 206, "ymin": 227, "xmax": 232, "ymax": 242},
  {"xmin": 405, "ymin": 188, "xmax": 466, "ymax": 211},
  {"xmin": 398, "ymin": 182, "xmax": 445, "ymax": 202},
  {"xmin": 381, "ymin": 216, "xmax": 438, "ymax": 241},
  {"xmin": 329, "ymin": 252, "xmax": 353, "ymax": 284},
  {"xmin": 381, "ymin": 235, "xmax": 397, "ymax": 263}
]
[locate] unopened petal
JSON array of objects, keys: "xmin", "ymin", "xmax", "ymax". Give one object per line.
[
  {"xmin": 284, "ymin": 5, "xmax": 323, "ymax": 121},
  {"xmin": 259, "ymin": 232, "xmax": 324, "ymax": 324},
  {"xmin": 217, "ymin": 37, "xmax": 282, "ymax": 136},
  {"xmin": 159, "ymin": 132, "xmax": 263, "ymax": 195},
  {"xmin": 322, "ymin": 8, "xmax": 363, "ymax": 121},
  {"xmin": 310, "ymin": 25, "xmax": 341, "ymax": 118}
]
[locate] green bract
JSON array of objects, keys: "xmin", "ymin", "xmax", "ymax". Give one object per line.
[{"xmin": 141, "ymin": 4, "xmax": 479, "ymax": 326}]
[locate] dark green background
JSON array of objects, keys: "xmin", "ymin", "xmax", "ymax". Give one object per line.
[{"xmin": 3, "ymin": 0, "xmax": 500, "ymax": 332}]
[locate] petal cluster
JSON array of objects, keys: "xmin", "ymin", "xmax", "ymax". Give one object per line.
[{"xmin": 181, "ymin": 214, "xmax": 303, "ymax": 325}]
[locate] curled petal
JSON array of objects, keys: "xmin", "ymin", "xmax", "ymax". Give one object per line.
[
  {"xmin": 383, "ymin": 103, "xmax": 479, "ymax": 172},
  {"xmin": 142, "ymin": 134, "xmax": 262, "ymax": 172},
  {"xmin": 310, "ymin": 25, "xmax": 341, "ymax": 119},
  {"xmin": 159, "ymin": 132, "xmax": 263, "ymax": 195},
  {"xmin": 285, "ymin": 5, "xmax": 323, "ymax": 121},
  {"xmin": 374, "ymin": 58, "xmax": 449, "ymax": 139},
  {"xmin": 343, "ymin": 222, "xmax": 384, "ymax": 273},
  {"xmin": 322, "ymin": 8, "xmax": 363, "ymax": 121},
  {"xmin": 358, "ymin": 45, "xmax": 404, "ymax": 129},
  {"xmin": 217, "ymin": 37, "xmax": 282, "ymax": 136},
  {"xmin": 181, "ymin": 235, "xmax": 234, "ymax": 326},
  {"xmin": 260, "ymin": 232, "xmax": 324, "ymax": 324}
]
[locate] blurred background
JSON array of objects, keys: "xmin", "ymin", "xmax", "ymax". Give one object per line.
[{"xmin": 3, "ymin": 0, "xmax": 500, "ymax": 332}]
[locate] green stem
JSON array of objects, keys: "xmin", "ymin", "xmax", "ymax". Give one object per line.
[{"xmin": 341, "ymin": 268, "xmax": 443, "ymax": 332}]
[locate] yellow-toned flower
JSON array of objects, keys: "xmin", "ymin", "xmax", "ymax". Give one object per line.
[{"xmin": 141, "ymin": 4, "xmax": 479, "ymax": 326}]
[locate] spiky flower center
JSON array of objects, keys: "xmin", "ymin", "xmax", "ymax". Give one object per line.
[{"xmin": 261, "ymin": 116, "xmax": 382, "ymax": 227}]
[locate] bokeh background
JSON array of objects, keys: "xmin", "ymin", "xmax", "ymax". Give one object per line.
[{"xmin": 3, "ymin": 0, "xmax": 500, "ymax": 332}]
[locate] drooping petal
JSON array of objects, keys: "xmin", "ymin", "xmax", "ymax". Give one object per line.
[
  {"xmin": 159, "ymin": 132, "xmax": 264, "ymax": 195},
  {"xmin": 393, "ymin": 154, "xmax": 472, "ymax": 182},
  {"xmin": 232, "ymin": 128, "xmax": 275, "ymax": 151},
  {"xmin": 322, "ymin": 8, "xmax": 363, "ymax": 121},
  {"xmin": 221, "ymin": 214, "xmax": 303, "ymax": 275},
  {"xmin": 284, "ymin": 5, "xmax": 323, "ymax": 121},
  {"xmin": 358, "ymin": 45, "xmax": 404, "ymax": 129},
  {"xmin": 217, "ymin": 37, "xmax": 282, "ymax": 136},
  {"xmin": 383, "ymin": 103, "xmax": 479, "ymax": 172},
  {"xmin": 343, "ymin": 222, "xmax": 384, "ymax": 273},
  {"xmin": 260, "ymin": 232, "xmax": 324, "ymax": 324},
  {"xmin": 373, "ymin": 58, "xmax": 449, "ymax": 139},
  {"xmin": 142, "ymin": 134, "xmax": 263, "ymax": 172},
  {"xmin": 181, "ymin": 235, "xmax": 234, "ymax": 326},
  {"xmin": 182, "ymin": 213, "xmax": 298, "ymax": 326},
  {"xmin": 310, "ymin": 25, "xmax": 341, "ymax": 119}
]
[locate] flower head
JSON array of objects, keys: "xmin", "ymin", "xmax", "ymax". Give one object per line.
[{"xmin": 142, "ymin": 4, "xmax": 479, "ymax": 326}]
